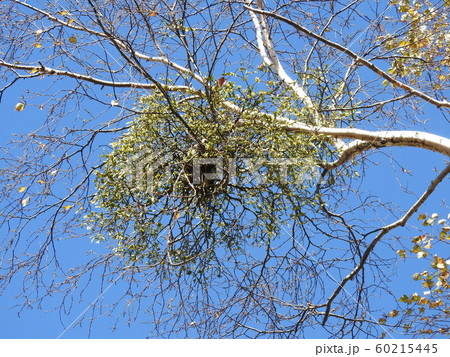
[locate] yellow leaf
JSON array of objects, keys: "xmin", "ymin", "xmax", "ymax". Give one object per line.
[
  {"xmin": 21, "ymin": 197, "xmax": 30, "ymax": 207},
  {"xmin": 15, "ymin": 103, "xmax": 25, "ymax": 111},
  {"xmin": 64, "ymin": 205, "xmax": 72, "ymax": 211},
  {"xmin": 438, "ymin": 74, "xmax": 446, "ymax": 81},
  {"xmin": 149, "ymin": 11, "xmax": 157, "ymax": 16},
  {"xmin": 18, "ymin": 186, "xmax": 26, "ymax": 193},
  {"xmin": 60, "ymin": 11, "xmax": 68, "ymax": 16},
  {"xmin": 69, "ymin": 36, "xmax": 77, "ymax": 44},
  {"xmin": 397, "ymin": 249, "xmax": 406, "ymax": 258},
  {"xmin": 388, "ymin": 310, "xmax": 399, "ymax": 317},
  {"xmin": 35, "ymin": 43, "xmax": 42, "ymax": 48},
  {"xmin": 30, "ymin": 68, "xmax": 38, "ymax": 74},
  {"xmin": 68, "ymin": 18, "xmax": 74, "ymax": 24}
]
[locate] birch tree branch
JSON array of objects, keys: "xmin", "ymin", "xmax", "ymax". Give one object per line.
[
  {"xmin": 232, "ymin": 105, "xmax": 450, "ymax": 158},
  {"xmin": 246, "ymin": 1, "xmax": 325, "ymax": 127},
  {"xmin": 0, "ymin": 59, "xmax": 200, "ymax": 94},
  {"xmin": 283, "ymin": 124, "xmax": 450, "ymax": 159},
  {"xmin": 2, "ymin": 61, "xmax": 448, "ymax": 161},
  {"xmin": 244, "ymin": 6, "xmax": 450, "ymax": 109},
  {"xmin": 13, "ymin": 0, "xmax": 206, "ymax": 85}
]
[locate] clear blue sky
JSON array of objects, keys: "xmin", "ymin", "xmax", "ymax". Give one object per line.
[
  {"xmin": 1, "ymin": 79, "xmax": 447, "ymax": 339},
  {"xmin": 0, "ymin": 1, "xmax": 449, "ymax": 339}
]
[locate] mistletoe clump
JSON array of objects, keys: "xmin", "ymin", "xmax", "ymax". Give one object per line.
[{"xmin": 85, "ymin": 81, "xmax": 327, "ymax": 277}]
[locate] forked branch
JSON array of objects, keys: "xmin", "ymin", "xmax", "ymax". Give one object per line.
[
  {"xmin": 322, "ymin": 162, "xmax": 450, "ymax": 325},
  {"xmin": 244, "ymin": 6, "xmax": 450, "ymax": 109}
]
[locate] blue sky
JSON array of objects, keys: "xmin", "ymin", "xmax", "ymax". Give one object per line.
[
  {"xmin": 0, "ymin": 1, "xmax": 449, "ymax": 339},
  {"xmin": 1, "ymin": 82, "xmax": 447, "ymax": 338}
]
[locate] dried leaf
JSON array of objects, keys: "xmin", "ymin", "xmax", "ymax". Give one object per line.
[
  {"xmin": 417, "ymin": 251, "xmax": 427, "ymax": 258},
  {"xmin": 388, "ymin": 310, "xmax": 399, "ymax": 317}
]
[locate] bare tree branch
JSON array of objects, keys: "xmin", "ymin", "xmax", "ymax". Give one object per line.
[
  {"xmin": 244, "ymin": 6, "xmax": 450, "ymax": 109},
  {"xmin": 322, "ymin": 162, "xmax": 450, "ymax": 325}
]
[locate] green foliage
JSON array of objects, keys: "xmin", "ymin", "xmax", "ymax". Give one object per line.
[{"xmin": 85, "ymin": 78, "xmax": 329, "ymax": 278}]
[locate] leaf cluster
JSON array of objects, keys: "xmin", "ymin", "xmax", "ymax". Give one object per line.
[{"xmin": 85, "ymin": 81, "xmax": 328, "ymax": 278}]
